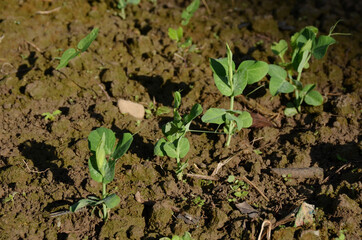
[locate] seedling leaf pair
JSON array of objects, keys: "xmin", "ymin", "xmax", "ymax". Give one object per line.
[
  {"xmin": 181, "ymin": 0, "xmax": 200, "ymax": 26},
  {"xmin": 56, "ymin": 28, "xmax": 99, "ymax": 70}
]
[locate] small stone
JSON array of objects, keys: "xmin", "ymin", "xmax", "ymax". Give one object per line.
[{"xmin": 117, "ymin": 99, "xmax": 145, "ymax": 119}]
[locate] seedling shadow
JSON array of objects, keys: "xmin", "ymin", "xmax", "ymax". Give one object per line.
[
  {"xmin": 129, "ymin": 74, "xmax": 191, "ymax": 106},
  {"xmin": 19, "ymin": 140, "xmax": 74, "ymax": 184},
  {"xmin": 16, "ymin": 51, "xmax": 37, "ymax": 80}
]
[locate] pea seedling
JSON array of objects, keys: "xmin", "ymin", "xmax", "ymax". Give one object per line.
[
  {"xmin": 154, "ymin": 91, "xmax": 202, "ymax": 180},
  {"xmin": 202, "ymin": 43, "xmax": 269, "ymax": 147},
  {"xmin": 56, "ymin": 28, "xmax": 99, "ymax": 70},
  {"xmin": 269, "ymin": 21, "xmax": 349, "ymax": 116},
  {"xmin": 70, "ymin": 127, "xmax": 133, "ymax": 221},
  {"xmin": 117, "ymin": 0, "xmax": 140, "ymax": 19},
  {"xmin": 168, "ymin": 27, "xmax": 195, "ymax": 51},
  {"xmin": 42, "ymin": 109, "xmax": 61, "ymax": 121}
]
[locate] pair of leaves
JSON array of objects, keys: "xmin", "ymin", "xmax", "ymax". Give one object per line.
[
  {"xmin": 210, "ymin": 46, "xmax": 268, "ymax": 97},
  {"xmin": 70, "ymin": 193, "xmax": 120, "ymax": 213},
  {"xmin": 181, "ymin": 0, "xmax": 200, "ymax": 26},
  {"xmin": 88, "ymin": 128, "xmax": 133, "ymax": 183},
  {"xmin": 56, "ymin": 28, "xmax": 99, "ymax": 70},
  {"xmin": 154, "ymin": 137, "xmax": 190, "ymax": 159},
  {"xmin": 117, "ymin": 0, "xmax": 140, "ymax": 9},
  {"xmin": 168, "ymin": 27, "xmax": 183, "ymax": 42},
  {"xmin": 202, "ymin": 108, "xmax": 252, "ymax": 132}
]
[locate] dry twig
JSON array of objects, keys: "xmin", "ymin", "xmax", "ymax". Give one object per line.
[{"xmin": 35, "ymin": 7, "xmax": 61, "ymax": 15}]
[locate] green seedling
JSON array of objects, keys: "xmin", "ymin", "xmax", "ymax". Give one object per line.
[
  {"xmin": 154, "ymin": 91, "xmax": 202, "ymax": 180},
  {"xmin": 181, "ymin": 0, "xmax": 200, "ymax": 26},
  {"xmin": 56, "ymin": 28, "xmax": 99, "ymax": 70},
  {"xmin": 192, "ymin": 195, "xmax": 205, "ymax": 207},
  {"xmin": 145, "ymin": 102, "xmax": 170, "ymax": 119},
  {"xmin": 202, "ymin": 43, "xmax": 268, "ymax": 147},
  {"xmin": 269, "ymin": 21, "xmax": 349, "ymax": 116},
  {"xmin": 334, "ymin": 230, "xmax": 346, "ymax": 240},
  {"xmin": 117, "ymin": 0, "xmax": 140, "ymax": 19},
  {"xmin": 168, "ymin": 27, "xmax": 196, "ymax": 51},
  {"xmin": 282, "ymin": 173, "xmax": 292, "ymax": 182},
  {"xmin": 160, "ymin": 231, "xmax": 194, "ymax": 240},
  {"xmin": 2, "ymin": 192, "xmax": 19, "ymax": 205},
  {"xmin": 227, "ymin": 175, "xmax": 249, "ymax": 202},
  {"xmin": 69, "ymin": 127, "xmax": 133, "ymax": 221},
  {"xmin": 42, "ymin": 109, "xmax": 62, "ymax": 121}
]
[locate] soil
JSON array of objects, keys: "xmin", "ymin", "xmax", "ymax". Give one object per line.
[{"xmin": 0, "ymin": 0, "xmax": 361, "ymax": 239}]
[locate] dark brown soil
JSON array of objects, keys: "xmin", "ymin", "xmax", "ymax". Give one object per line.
[{"xmin": 0, "ymin": 0, "xmax": 361, "ymax": 239}]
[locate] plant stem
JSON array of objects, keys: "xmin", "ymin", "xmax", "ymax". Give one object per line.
[{"xmin": 102, "ymin": 183, "xmax": 107, "ymax": 220}]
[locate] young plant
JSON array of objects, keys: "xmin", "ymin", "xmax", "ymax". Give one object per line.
[
  {"xmin": 117, "ymin": 0, "xmax": 140, "ymax": 19},
  {"xmin": 154, "ymin": 91, "xmax": 202, "ymax": 180},
  {"xmin": 160, "ymin": 231, "xmax": 194, "ymax": 240},
  {"xmin": 181, "ymin": 0, "xmax": 200, "ymax": 26},
  {"xmin": 202, "ymin": 43, "xmax": 269, "ymax": 147},
  {"xmin": 70, "ymin": 127, "xmax": 133, "ymax": 221},
  {"xmin": 227, "ymin": 175, "xmax": 249, "ymax": 202},
  {"xmin": 56, "ymin": 28, "xmax": 99, "ymax": 70},
  {"xmin": 168, "ymin": 27, "xmax": 195, "ymax": 51},
  {"xmin": 145, "ymin": 102, "xmax": 170, "ymax": 119},
  {"xmin": 192, "ymin": 195, "xmax": 205, "ymax": 207},
  {"xmin": 269, "ymin": 21, "xmax": 348, "ymax": 116},
  {"xmin": 42, "ymin": 109, "xmax": 61, "ymax": 121}
]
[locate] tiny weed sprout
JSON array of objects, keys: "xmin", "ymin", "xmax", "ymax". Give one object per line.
[
  {"xmin": 145, "ymin": 102, "xmax": 170, "ymax": 119},
  {"xmin": 154, "ymin": 91, "xmax": 202, "ymax": 180},
  {"xmin": 160, "ymin": 231, "xmax": 194, "ymax": 240},
  {"xmin": 117, "ymin": 0, "xmax": 140, "ymax": 19},
  {"xmin": 70, "ymin": 127, "xmax": 133, "ymax": 221},
  {"xmin": 192, "ymin": 195, "xmax": 205, "ymax": 207},
  {"xmin": 227, "ymin": 175, "xmax": 249, "ymax": 202},
  {"xmin": 56, "ymin": 28, "xmax": 99, "ymax": 70},
  {"xmin": 181, "ymin": 0, "xmax": 200, "ymax": 26},
  {"xmin": 42, "ymin": 109, "xmax": 61, "ymax": 121},
  {"xmin": 168, "ymin": 27, "xmax": 195, "ymax": 51},
  {"xmin": 269, "ymin": 21, "xmax": 349, "ymax": 116},
  {"xmin": 202, "ymin": 43, "xmax": 268, "ymax": 147}
]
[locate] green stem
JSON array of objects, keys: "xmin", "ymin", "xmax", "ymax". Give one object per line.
[{"xmin": 102, "ymin": 183, "xmax": 107, "ymax": 220}]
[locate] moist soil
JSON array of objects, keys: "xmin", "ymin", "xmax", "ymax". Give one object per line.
[{"xmin": 0, "ymin": 0, "xmax": 361, "ymax": 239}]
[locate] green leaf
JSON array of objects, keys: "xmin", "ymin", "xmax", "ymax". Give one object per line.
[
  {"xmin": 178, "ymin": 137, "xmax": 190, "ymax": 159},
  {"xmin": 174, "ymin": 91, "xmax": 181, "ymax": 109},
  {"xmin": 182, "ymin": 232, "xmax": 193, "ymax": 240},
  {"xmin": 56, "ymin": 48, "xmax": 79, "ymax": 70},
  {"xmin": 88, "ymin": 128, "xmax": 116, "ymax": 155},
  {"xmin": 70, "ymin": 198, "xmax": 96, "ymax": 212},
  {"xmin": 237, "ymin": 60, "xmax": 269, "ymax": 84},
  {"xmin": 235, "ymin": 111, "xmax": 253, "ymax": 129},
  {"xmin": 304, "ymin": 90, "xmax": 323, "ymax": 106},
  {"xmin": 284, "ymin": 102, "xmax": 298, "ymax": 116},
  {"xmin": 312, "ymin": 35, "xmax": 336, "ymax": 59},
  {"xmin": 102, "ymin": 160, "xmax": 116, "ymax": 184},
  {"xmin": 271, "ymin": 39, "xmax": 288, "ymax": 58},
  {"xmin": 127, "ymin": 0, "xmax": 140, "ymax": 4},
  {"xmin": 291, "ymin": 26, "xmax": 318, "ymax": 50},
  {"xmin": 112, "ymin": 133, "xmax": 133, "ymax": 160},
  {"xmin": 201, "ymin": 108, "xmax": 227, "ymax": 124},
  {"xmin": 232, "ymin": 68, "xmax": 248, "ymax": 96},
  {"xmin": 209, "ymin": 58, "xmax": 233, "ymax": 96},
  {"xmin": 77, "ymin": 28, "xmax": 99, "ymax": 52},
  {"xmin": 268, "ymin": 64, "xmax": 294, "ymax": 96},
  {"xmin": 168, "ymin": 28, "xmax": 180, "ymax": 42},
  {"xmin": 88, "ymin": 156, "xmax": 103, "ymax": 183},
  {"xmin": 294, "ymin": 50, "xmax": 311, "ymax": 73},
  {"xmin": 96, "ymin": 132, "xmax": 106, "ymax": 174},
  {"xmin": 181, "ymin": 0, "xmax": 200, "ymax": 25},
  {"xmin": 103, "ymin": 193, "xmax": 120, "ymax": 209},
  {"xmin": 154, "ymin": 138, "xmax": 167, "ymax": 156},
  {"xmin": 183, "ymin": 103, "xmax": 202, "ymax": 125},
  {"xmin": 163, "ymin": 141, "xmax": 178, "ymax": 158}
]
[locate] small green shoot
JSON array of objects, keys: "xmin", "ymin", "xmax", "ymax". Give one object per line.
[
  {"xmin": 160, "ymin": 231, "xmax": 194, "ymax": 240},
  {"xmin": 117, "ymin": 0, "xmax": 140, "ymax": 19},
  {"xmin": 202, "ymin": 43, "xmax": 268, "ymax": 147},
  {"xmin": 334, "ymin": 230, "xmax": 346, "ymax": 240},
  {"xmin": 145, "ymin": 102, "xmax": 170, "ymax": 119},
  {"xmin": 168, "ymin": 27, "xmax": 195, "ymax": 51},
  {"xmin": 69, "ymin": 127, "xmax": 133, "ymax": 221},
  {"xmin": 154, "ymin": 91, "xmax": 202, "ymax": 180},
  {"xmin": 269, "ymin": 21, "xmax": 349, "ymax": 116},
  {"xmin": 42, "ymin": 110, "xmax": 62, "ymax": 121},
  {"xmin": 253, "ymin": 149, "xmax": 262, "ymax": 155},
  {"xmin": 282, "ymin": 174, "xmax": 292, "ymax": 182},
  {"xmin": 181, "ymin": 0, "xmax": 200, "ymax": 26},
  {"xmin": 56, "ymin": 28, "xmax": 99, "ymax": 70},
  {"xmin": 227, "ymin": 175, "xmax": 249, "ymax": 202},
  {"xmin": 192, "ymin": 195, "xmax": 205, "ymax": 207},
  {"xmin": 2, "ymin": 192, "xmax": 19, "ymax": 205}
]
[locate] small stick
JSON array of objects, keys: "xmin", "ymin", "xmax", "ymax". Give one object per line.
[
  {"xmin": 321, "ymin": 163, "xmax": 351, "ymax": 184},
  {"xmin": 186, "ymin": 173, "xmax": 218, "ymax": 181},
  {"xmin": 22, "ymin": 159, "xmax": 49, "ymax": 174},
  {"xmin": 201, "ymin": 0, "xmax": 211, "ymax": 15},
  {"xmin": 35, "ymin": 7, "xmax": 61, "ymax": 15},
  {"xmin": 271, "ymin": 167, "xmax": 324, "ymax": 179},
  {"xmin": 241, "ymin": 176, "xmax": 269, "ymax": 202},
  {"xmin": 257, "ymin": 220, "xmax": 272, "ymax": 240},
  {"xmin": 26, "ymin": 40, "xmax": 43, "ymax": 53},
  {"xmin": 98, "ymin": 83, "xmax": 111, "ymax": 101}
]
